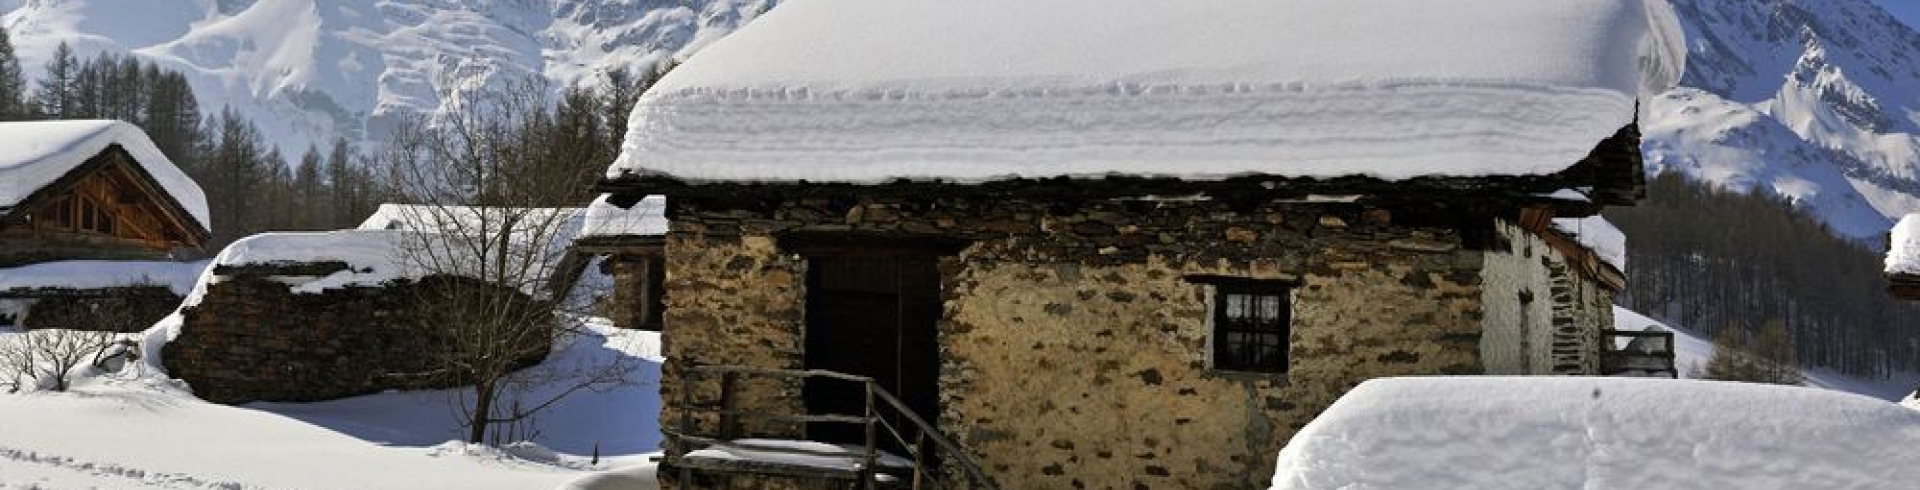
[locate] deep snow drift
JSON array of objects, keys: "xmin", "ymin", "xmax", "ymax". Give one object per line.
[
  {"xmin": 610, "ymin": 0, "xmax": 1684, "ymax": 184},
  {"xmin": 1270, "ymin": 377, "xmax": 1920, "ymax": 490},
  {"xmin": 0, "ymin": 319, "xmax": 662, "ymax": 490}
]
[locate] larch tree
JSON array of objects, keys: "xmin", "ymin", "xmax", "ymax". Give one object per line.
[
  {"xmin": 0, "ymin": 25, "xmax": 26, "ymax": 120},
  {"xmin": 36, "ymin": 42, "xmax": 77, "ymax": 118}
]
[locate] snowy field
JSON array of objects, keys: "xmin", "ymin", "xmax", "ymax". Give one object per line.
[
  {"xmin": 1613, "ymin": 306, "xmax": 1920, "ymax": 400},
  {"xmin": 0, "ymin": 319, "xmax": 661, "ymax": 490}
]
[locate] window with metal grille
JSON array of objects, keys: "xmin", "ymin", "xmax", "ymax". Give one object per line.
[{"xmin": 1204, "ymin": 279, "xmax": 1292, "ymax": 373}]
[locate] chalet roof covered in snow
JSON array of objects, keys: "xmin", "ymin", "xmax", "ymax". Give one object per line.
[
  {"xmin": 0, "ymin": 120, "xmax": 210, "ymax": 230},
  {"xmin": 1271, "ymin": 377, "xmax": 1920, "ymax": 489},
  {"xmin": 608, "ymin": 0, "xmax": 1685, "ymax": 185},
  {"xmin": 1887, "ymin": 213, "xmax": 1920, "ymax": 275}
]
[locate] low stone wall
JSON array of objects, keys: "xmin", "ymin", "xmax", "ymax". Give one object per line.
[
  {"xmin": 1, "ymin": 286, "xmax": 181, "ymax": 333},
  {"xmin": 163, "ymin": 274, "xmax": 550, "ymax": 404},
  {"xmin": 659, "ymin": 196, "xmax": 1492, "ymax": 490}
]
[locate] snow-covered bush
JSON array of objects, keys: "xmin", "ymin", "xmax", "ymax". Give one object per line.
[{"xmin": 0, "ymin": 327, "xmax": 118, "ymax": 392}]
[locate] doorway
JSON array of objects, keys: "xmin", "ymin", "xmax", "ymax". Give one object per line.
[{"xmin": 803, "ymin": 252, "xmax": 943, "ymax": 449}]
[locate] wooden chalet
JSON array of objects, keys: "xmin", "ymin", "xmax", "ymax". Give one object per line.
[
  {"xmin": 0, "ymin": 120, "xmax": 210, "ymax": 266},
  {"xmin": 0, "ymin": 120, "xmax": 211, "ymax": 331}
]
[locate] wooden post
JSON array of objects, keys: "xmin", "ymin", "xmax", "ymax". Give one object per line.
[
  {"xmin": 912, "ymin": 430, "xmax": 927, "ymax": 490},
  {"xmin": 863, "ymin": 380, "xmax": 880, "ymax": 490},
  {"xmin": 719, "ymin": 371, "xmax": 739, "ymax": 439},
  {"xmin": 676, "ymin": 366, "xmax": 697, "ymax": 489}
]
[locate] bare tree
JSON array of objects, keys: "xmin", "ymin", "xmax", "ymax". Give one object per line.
[
  {"xmin": 379, "ymin": 77, "xmax": 633, "ymax": 444},
  {"xmin": 0, "ymin": 327, "xmax": 116, "ymax": 392}
]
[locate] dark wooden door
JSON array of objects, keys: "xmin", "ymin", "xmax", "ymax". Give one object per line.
[{"xmin": 804, "ymin": 254, "xmax": 943, "ymax": 448}]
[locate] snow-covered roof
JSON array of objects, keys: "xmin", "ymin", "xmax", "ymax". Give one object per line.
[
  {"xmin": 580, "ymin": 195, "xmax": 667, "ymax": 239},
  {"xmin": 1271, "ymin": 377, "xmax": 1920, "ymax": 490},
  {"xmin": 1887, "ymin": 213, "xmax": 1920, "ymax": 275},
  {"xmin": 357, "ymin": 204, "xmax": 583, "ymax": 235},
  {"xmin": 211, "ymin": 230, "xmax": 422, "ymax": 293},
  {"xmin": 0, "ymin": 259, "xmax": 210, "ymax": 296},
  {"xmin": 609, "ymin": 0, "xmax": 1685, "ymax": 184},
  {"xmin": 0, "ymin": 120, "xmax": 211, "ymax": 231},
  {"xmin": 1552, "ymin": 216, "xmax": 1627, "ymax": 271}
]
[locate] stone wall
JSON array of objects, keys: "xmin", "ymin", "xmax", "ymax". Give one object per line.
[
  {"xmin": 1478, "ymin": 221, "xmax": 1614, "ymax": 375},
  {"xmin": 602, "ymin": 255, "xmax": 665, "ymax": 331},
  {"xmin": 10, "ymin": 287, "xmax": 183, "ymax": 333},
  {"xmin": 658, "ymin": 196, "xmax": 1491, "ymax": 490},
  {"xmin": 163, "ymin": 274, "xmax": 549, "ymax": 404}
]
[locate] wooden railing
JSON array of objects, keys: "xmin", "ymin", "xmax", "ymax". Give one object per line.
[
  {"xmin": 1601, "ymin": 329, "xmax": 1678, "ymax": 378},
  {"xmin": 665, "ymin": 365, "xmax": 1001, "ymax": 490}
]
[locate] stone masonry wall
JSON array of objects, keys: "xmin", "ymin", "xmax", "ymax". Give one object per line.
[
  {"xmin": 659, "ymin": 196, "xmax": 1490, "ymax": 490},
  {"xmin": 164, "ymin": 274, "xmax": 549, "ymax": 404},
  {"xmin": 10, "ymin": 287, "xmax": 182, "ymax": 333},
  {"xmin": 1479, "ymin": 221, "xmax": 1614, "ymax": 375}
]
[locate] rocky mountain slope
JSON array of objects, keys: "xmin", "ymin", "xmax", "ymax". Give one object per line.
[
  {"xmin": 1652, "ymin": 0, "xmax": 1920, "ymax": 240},
  {"xmin": 4, "ymin": 0, "xmax": 1920, "ymax": 242},
  {"xmin": 1, "ymin": 0, "xmax": 774, "ymax": 153}
]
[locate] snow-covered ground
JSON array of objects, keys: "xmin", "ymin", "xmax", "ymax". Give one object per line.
[
  {"xmin": 1271, "ymin": 376, "xmax": 1920, "ymax": 489},
  {"xmin": 0, "ymin": 319, "xmax": 663, "ymax": 490},
  {"xmin": 1614, "ymin": 305, "xmax": 1920, "ymax": 401}
]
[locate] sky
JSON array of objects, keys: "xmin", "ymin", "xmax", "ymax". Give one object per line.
[{"xmin": 1871, "ymin": 0, "xmax": 1920, "ymax": 30}]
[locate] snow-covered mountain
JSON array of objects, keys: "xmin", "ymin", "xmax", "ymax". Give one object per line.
[
  {"xmin": 1652, "ymin": 0, "xmax": 1920, "ymax": 239},
  {"xmin": 0, "ymin": 0, "xmax": 774, "ymax": 153},
  {"xmin": 6, "ymin": 0, "xmax": 1920, "ymax": 242}
]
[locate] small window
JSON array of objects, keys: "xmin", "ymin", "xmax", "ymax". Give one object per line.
[{"xmin": 1193, "ymin": 277, "xmax": 1293, "ymax": 373}]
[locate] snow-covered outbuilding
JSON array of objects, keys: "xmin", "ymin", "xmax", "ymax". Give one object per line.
[
  {"xmin": 572, "ymin": 194, "xmax": 669, "ymax": 330},
  {"xmin": 155, "ymin": 205, "xmax": 603, "ymax": 404},
  {"xmin": 0, "ymin": 120, "xmax": 212, "ymax": 331},
  {"xmin": 595, "ymin": 0, "xmax": 1684, "ymax": 488}
]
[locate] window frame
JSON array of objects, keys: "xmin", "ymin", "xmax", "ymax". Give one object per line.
[{"xmin": 1190, "ymin": 275, "xmax": 1296, "ymax": 375}]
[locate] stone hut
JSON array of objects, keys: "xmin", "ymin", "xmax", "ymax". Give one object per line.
[
  {"xmin": 596, "ymin": 0, "xmax": 1684, "ymax": 488},
  {"xmin": 0, "ymin": 120, "xmax": 211, "ymax": 331},
  {"xmin": 573, "ymin": 194, "xmax": 669, "ymax": 330},
  {"xmin": 160, "ymin": 206, "xmax": 590, "ymax": 404}
]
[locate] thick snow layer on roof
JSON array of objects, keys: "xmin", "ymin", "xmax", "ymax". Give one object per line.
[
  {"xmin": 1552, "ymin": 216, "xmax": 1627, "ymax": 271},
  {"xmin": 357, "ymin": 204, "xmax": 582, "ymax": 235},
  {"xmin": 580, "ymin": 195, "xmax": 667, "ymax": 239},
  {"xmin": 609, "ymin": 0, "xmax": 1685, "ymax": 184},
  {"xmin": 1271, "ymin": 377, "xmax": 1920, "ymax": 490},
  {"xmin": 0, "ymin": 260, "xmax": 209, "ymax": 296},
  {"xmin": 0, "ymin": 120, "xmax": 210, "ymax": 230},
  {"xmin": 1887, "ymin": 214, "xmax": 1920, "ymax": 274},
  {"xmin": 212, "ymin": 230, "xmax": 421, "ymax": 293}
]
